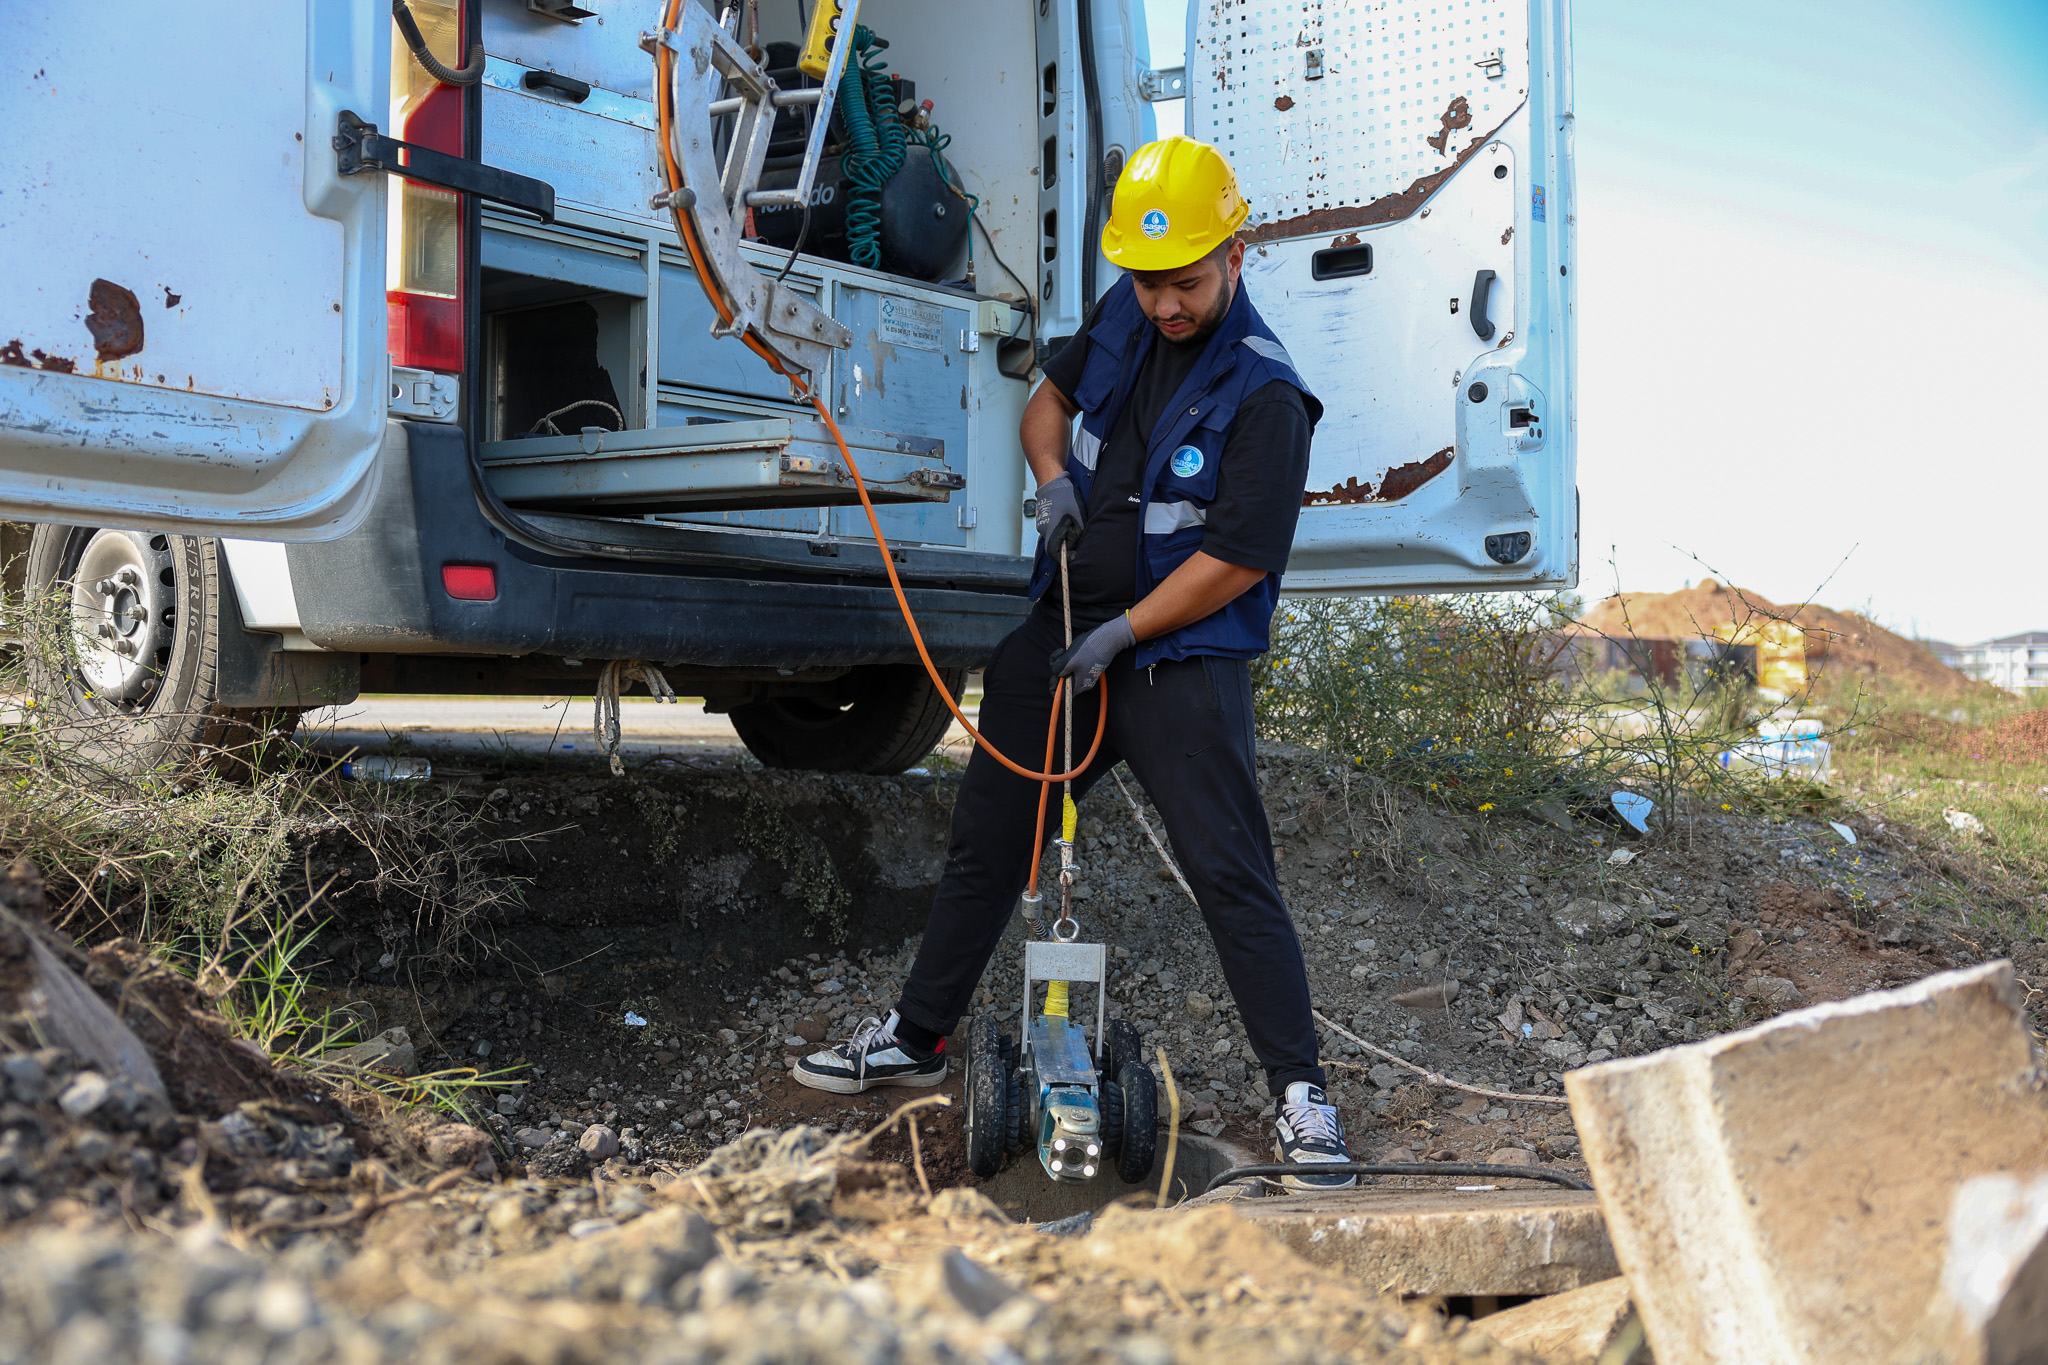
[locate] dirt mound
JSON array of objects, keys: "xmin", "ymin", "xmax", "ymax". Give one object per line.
[
  {"xmin": 1864, "ymin": 706, "xmax": 2048, "ymax": 763},
  {"xmin": 1578, "ymin": 580, "xmax": 1977, "ymax": 696},
  {"xmin": 0, "ymin": 861, "xmax": 482, "ymax": 1233},
  {"xmin": 0, "ymin": 1110, "xmax": 1549, "ymax": 1365},
  {"xmin": 1972, "ymin": 708, "xmax": 2048, "ymax": 763},
  {"xmin": 1864, "ymin": 710, "xmax": 1972, "ymax": 749}
]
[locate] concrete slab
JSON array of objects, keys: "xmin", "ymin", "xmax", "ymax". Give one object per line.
[
  {"xmin": 1566, "ymin": 960, "xmax": 2048, "ymax": 1365},
  {"xmin": 1479, "ymin": 1276, "xmax": 1635, "ymax": 1360},
  {"xmin": 1226, "ymin": 1186, "xmax": 1618, "ymax": 1296}
]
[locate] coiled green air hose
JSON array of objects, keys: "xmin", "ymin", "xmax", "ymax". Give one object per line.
[{"xmin": 837, "ymin": 26, "xmax": 905, "ymax": 271}]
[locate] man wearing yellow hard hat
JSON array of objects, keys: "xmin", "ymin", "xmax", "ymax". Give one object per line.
[{"xmin": 795, "ymin": 138, "xmax": 1353, "ymax": 1191}]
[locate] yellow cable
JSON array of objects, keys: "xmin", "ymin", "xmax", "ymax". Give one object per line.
[
  {"xmin": 1043, "ymin": 980, "xmax": 1069, "ymax": 1018},
  {"xmin": 1060, "ymin": 794, "xmax": 1078, "ymax": 844}
]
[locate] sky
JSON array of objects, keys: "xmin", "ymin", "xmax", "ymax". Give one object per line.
[{"xmin": 1140, "ymin": 0, "xmax": 2048, "ymax": 644}]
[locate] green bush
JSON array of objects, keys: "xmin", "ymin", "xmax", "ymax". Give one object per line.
[
  {"xmin": 1254, "ymin": 594, "xmax": 1605, "ymax": 814},
  {"xmin": 1254, "ymin": 594, "xmax": 1792, "ymax": 826}
]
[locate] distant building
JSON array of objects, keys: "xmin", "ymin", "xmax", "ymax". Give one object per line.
[
  {"xmin": 1951, "ymin": 632, "xmax": 2048, "ymax": 691},
  {"xmin": 1919, "ymin": 639, "xmax": 1961, "ymax": 668}
]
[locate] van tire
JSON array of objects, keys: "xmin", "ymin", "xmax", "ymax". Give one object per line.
[
  {"xmin": 23, "ymin": 526, "xmax": 298, "ymax": 777},
  {"xmin": 729, "ymin": 664, "xmax": 964, "ymax": 775}
]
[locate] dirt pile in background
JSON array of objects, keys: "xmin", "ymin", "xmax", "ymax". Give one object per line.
[
  {"xmin": 1972, "ymin": 709, "xmax": 2048, "ymax": 763},
  {"xmin": 1860, "ymin": 706, "xmax": 2048, "ymax": 763},
  {"xmin": 1578, "ymin": 579, "xmax": 1978, "ymax": 696}
]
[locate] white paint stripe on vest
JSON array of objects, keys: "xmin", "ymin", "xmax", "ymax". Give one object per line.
[
  {"xmin": 1143, "ymin": 500, "xmax": 1209, "ymax": 535},
  {"xmin": 1072, "ymin": 427, "xmax": 1103, "ymax": 471},
  {"xmin": 1240, "ymin": 335, "xmax": 1296, "ymax": 370}
]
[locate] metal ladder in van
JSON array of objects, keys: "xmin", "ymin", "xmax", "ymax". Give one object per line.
[
  {"xmin": 641, "ymin": 0, "xmax": 862, "ymax": 387},
  {"xmin": 479, "ymin": 1, "xmax": 972, "ymax": 518}
]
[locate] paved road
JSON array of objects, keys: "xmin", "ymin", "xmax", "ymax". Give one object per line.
[{"xmin": 300, "ymin": 695, "xmax": 980, "ymax": 767}]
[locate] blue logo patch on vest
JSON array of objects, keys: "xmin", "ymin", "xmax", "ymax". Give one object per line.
[
  {"xmin": 1170, "ymin": 445, "xmax": 1204, "ymax": 477},
  {"xmin": 1141, "ymin": 209, "xmax": 1170, "ymax": 240}
]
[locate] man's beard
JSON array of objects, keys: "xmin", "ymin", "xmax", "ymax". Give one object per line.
[{"xmin": 1152, "ymin": 282, "xmax": 1234, "ymax": 345}]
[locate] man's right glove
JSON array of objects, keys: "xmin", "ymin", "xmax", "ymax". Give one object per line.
[
  {"xmin": 1050, "ymin": 613, "xmax": 1135, "ymax": 694},
  {"xmin": 1033, "ymin": 473, "xmax": 1084, "ymax": 553}
]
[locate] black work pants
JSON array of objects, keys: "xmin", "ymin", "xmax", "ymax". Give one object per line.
[{"xmin": 895, "ymin": 606, "xmax": 1326, "ymax": 1093}]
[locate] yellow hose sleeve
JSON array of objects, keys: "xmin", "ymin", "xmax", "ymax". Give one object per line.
[
  {"xmin": 1044, "ymin": 980, "xmax": 1069, "ymax": 1018},
  {"xmin": 1061, "ymin": 794, "xmax": 1078, "ymax": 844}
]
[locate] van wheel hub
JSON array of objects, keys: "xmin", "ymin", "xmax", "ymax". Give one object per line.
[{"xmin": 68, "ymin": 530, "xmax": 176, "ymax": 708}]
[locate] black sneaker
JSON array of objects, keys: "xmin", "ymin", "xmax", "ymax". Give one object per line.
[
  {"xmin": 792, "ymin": 1012, "xmax": 947, "ymax": 1095},
  {"xmin": 1274, "ymin": 1081, "xmax": 1357, "ymax": 1191}
]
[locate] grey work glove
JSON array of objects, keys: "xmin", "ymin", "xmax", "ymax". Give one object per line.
[
  {"xmin": 1050, "ymin": 613, "xmax": 1136, "ymax": 694},
  {"xmin": 1033, "ymin": 473, "xmax": 1085, "ymax": 554}
]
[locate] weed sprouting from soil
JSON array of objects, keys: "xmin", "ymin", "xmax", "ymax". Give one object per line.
[
  {"xmin": 0, "ymin": 581, "xmax": 531, "ymax": 970},
  {"xmin": 630, "ymin": 783, "xmax": 687, "ymax": 865},
  {"xmin": 734, "ymin": 792, "xmax": 851, "ymax": 943},
  {"xmin": 191, "ymin": 893, "xmax": 525, "ymax": 1123}
]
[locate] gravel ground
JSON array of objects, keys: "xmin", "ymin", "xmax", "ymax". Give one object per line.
[
  {"xmin": 450, "ymin": 747, "xmax": 2041, "ymax": 1185},
  {"xmin": 3, "ymin": 745, "xmax": 2041, "ymax": 1364}
]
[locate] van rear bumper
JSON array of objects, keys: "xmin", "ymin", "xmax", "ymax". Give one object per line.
[{"xmin": 285, "ymin": 422, "xmax": 1029, "ymax": 669}]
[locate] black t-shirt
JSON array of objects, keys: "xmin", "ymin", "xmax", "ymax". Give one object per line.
[{"xmin": 1038, "ymin": 297, "xmax": 1315, "ymax": 630}]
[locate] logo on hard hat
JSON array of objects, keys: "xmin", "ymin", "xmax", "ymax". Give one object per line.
[
  {"xmin": 1141, "ymin": 209, "xmax": 1170, "ymax": 240},
  {"xmin": 1170, "ymin": 445, "xmax": 1204, "ymax": 477}
]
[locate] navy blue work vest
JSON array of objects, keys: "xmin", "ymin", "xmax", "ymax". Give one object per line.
[{"xmin": 1028, "ymin": 276, "xmax": 1321, "ymax": 667}]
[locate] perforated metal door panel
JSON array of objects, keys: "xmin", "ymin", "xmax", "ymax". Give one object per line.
[
  {"xmin": 1185, "ymin": 0, "xmax": 1574, "ymax": 594},
  {"xmin": 1189, "ymin": 0, "xmax": 1528, "ymax": 229}
]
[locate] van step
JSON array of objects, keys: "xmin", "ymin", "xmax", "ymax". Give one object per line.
[{"xmin": 477, "ymin": 418, "xmax": 960, "ymax": 514}]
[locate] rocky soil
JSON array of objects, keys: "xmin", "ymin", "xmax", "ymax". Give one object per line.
[
  {"xmin": 0, "ymin": 872, "xmax": 1547, "ymax": 1364},
  {"xmin": 385, "ymin": 747, "xmax": 2040, "ymax": 1193},
  {"xmin": 2, "ymin": 741, "xmax": 2040, "ymax": 1362}
]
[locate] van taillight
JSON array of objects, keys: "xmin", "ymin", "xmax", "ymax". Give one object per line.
[
  {"xmin": 441, "ymin": 564, "xmax": 497, "ymax": 600},
  {"xmin": 388, "ymin": 2, "xmax": 465, "ymax": 374}
]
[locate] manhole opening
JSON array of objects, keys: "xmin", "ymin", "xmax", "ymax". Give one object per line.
[{"xmin": 974, "ymin": 1133, "xmax": 1255, "ymax": 1225}]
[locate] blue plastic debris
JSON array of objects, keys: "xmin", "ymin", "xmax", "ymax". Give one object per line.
[{"xmin": 1612, "ymin": 791, "xmax": 1654, "ymax": 834}]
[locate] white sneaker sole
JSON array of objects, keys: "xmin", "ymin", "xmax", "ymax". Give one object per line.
[
  {"xmin": 792, "ymin": 1062, "xmax": 948, "ymax": 1095},
  {"xmin": 1273, "ymin": 1139, "xmax": 1358, "ymax": 1191}
]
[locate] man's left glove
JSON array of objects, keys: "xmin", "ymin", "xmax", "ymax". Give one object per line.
[
  {"xmin": 1033, "ymin": 473, "xmax": 1085, "ymax": 554},
  {"xmin": 1049, "ymin": 614, "xmax": 1136, "ymax": 694}
]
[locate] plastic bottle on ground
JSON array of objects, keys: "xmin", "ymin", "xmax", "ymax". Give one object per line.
[{"xmin": 340, "ymin": 756, "xmax": 432, "ymax": 781}]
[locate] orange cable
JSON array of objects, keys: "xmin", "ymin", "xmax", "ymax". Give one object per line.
[
  {"xmin": 813, "ymin": 392, "xmax": 1108, "ymax": 783},
  {"xmin": 654, "ymin": 6, "xmax": 1108, "ymax": 786},
  {"xmin": 1027, "ymin": 692, "xmax": 1060, "ymax": 896}
]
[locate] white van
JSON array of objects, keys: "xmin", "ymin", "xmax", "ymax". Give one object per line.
[{"xmin": 0, "ymin": 0, "xmax": 1574, "ymax": 772}]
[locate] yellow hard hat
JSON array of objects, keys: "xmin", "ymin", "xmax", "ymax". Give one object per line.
[{"xmin": 1100, "ymin": 136, "xmax": 1250, "ymax": 272}]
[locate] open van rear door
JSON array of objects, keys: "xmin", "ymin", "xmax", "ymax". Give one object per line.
[
  {"xmin": 0, "ymin": 2, "xmax": 391, "ymax": 540},
  {"xmin": 1188, "ymin": 0, "xmax": 1576, "ymax": 593}
]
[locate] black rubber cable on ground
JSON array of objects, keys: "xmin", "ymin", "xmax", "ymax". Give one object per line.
[{"xmin": 1202, "ymin": 1162, "xmax": 1593, "ymax": 1195}]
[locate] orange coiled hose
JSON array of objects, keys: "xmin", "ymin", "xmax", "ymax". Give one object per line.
[{"xmin": 654, "ymin": 2, "xmax": 1108, "ymax": 787}]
